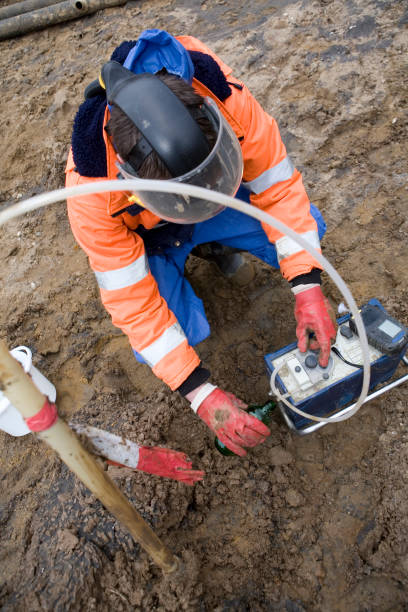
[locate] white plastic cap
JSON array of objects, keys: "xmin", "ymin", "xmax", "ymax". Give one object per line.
[{"xmin": 0, "ymin": 346, "xmax": 56, "ymax": 437}]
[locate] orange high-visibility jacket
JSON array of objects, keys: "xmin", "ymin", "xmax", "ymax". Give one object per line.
[{"xmin": 66, "ymin": 35, "xmax": 322, "ymax": 391}]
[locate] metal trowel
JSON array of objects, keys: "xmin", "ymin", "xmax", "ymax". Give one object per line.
[{"xmin": 70, "ymin": 423, "xmax": 142, "ymax": 467}]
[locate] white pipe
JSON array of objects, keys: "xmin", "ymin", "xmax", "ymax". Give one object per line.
[{"xmin": 0, "ymin": 179, "xmax": 371, "ymax": 423}]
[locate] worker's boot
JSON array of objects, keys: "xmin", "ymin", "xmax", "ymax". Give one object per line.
[{"xmin": 192, "ymin": 243, "xmax": 255, "ymax": 286}]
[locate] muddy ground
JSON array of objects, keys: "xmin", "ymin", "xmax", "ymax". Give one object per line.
[{"xmin": 1, "ymin": 0, "xmax": 408, "ymax": 610}]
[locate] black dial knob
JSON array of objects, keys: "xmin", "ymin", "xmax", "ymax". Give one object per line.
[{"xmin": 305, "ymin": 354, "xmax": 318, "ymax": 369}]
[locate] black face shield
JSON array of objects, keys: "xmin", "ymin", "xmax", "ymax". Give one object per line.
[{"xmin": 101, "ymin": 61, "xmax": 243, "ymax": 223}]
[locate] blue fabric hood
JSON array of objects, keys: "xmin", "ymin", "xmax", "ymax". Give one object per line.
[{"xmin": 123, "ymin": 29, "xmax": 194, "ymax": 83}]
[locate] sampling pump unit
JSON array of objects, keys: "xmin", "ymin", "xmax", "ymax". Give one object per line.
[{"xmin": 265, "ymin": 299, "xmax": 408, "ymax": 434}]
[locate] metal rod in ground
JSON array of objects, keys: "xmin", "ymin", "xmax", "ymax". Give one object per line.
[
  {"xmin": 0, "ymin": 340, "xmax": 180, "ymax": 574},
  {"xmin": 0, "ymin": 0, "xmax": 126, "ymax": 41},
  {"xmin": 0, "ymin": 0, "xmax": 65, "ymax": 22}
]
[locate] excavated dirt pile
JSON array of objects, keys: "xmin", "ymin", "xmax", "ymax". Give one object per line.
[{"xmin": 0, "ymin": 0, "xmax": 407, "ymax": 610}]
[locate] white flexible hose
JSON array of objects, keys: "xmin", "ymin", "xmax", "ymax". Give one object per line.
[{"xmin": 0, "ymin": 179, "xmax": 371, "ymax": 423}]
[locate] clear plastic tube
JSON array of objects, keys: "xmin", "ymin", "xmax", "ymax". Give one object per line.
[{"xmin": 0, "ymin": 179, "xmax": 370, "ymax": 423}]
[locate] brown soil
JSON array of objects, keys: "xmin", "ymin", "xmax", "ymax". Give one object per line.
[{"xmin": 1, "ymin": 1, "xmax": 408, "ymax": 610}]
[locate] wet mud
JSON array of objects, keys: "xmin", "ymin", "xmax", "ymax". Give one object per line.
[{"xmin": 0, "ymin": 0, "xmax": 407, "ymax": 610}]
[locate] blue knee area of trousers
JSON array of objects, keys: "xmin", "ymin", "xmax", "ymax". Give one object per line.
[
  {"xmin": 133, "ymin": 189, "xmax": 327, "ymax": 362},
  {"xmin": 215, "ymin": 185, "xmax": 327, "ymax": 268},
  {"xmin": 239, "ymin": 203, "xmax": 326, "ymax": 268}
]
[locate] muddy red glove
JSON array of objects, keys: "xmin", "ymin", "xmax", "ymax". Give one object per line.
[
  {"xmin": 188, "ymin": 384, "xmax": 270, "ymax": 457},
  {"xmin": 294, "ymin": 285, "xmax": 337, "ymax": 367},
  {"xmin": 137, "ymin": 447, "xmax": 204, "ymax": 485},
  {"xmin": 108, "ymin": 447, "xmax": 204, "ymax": 485}
]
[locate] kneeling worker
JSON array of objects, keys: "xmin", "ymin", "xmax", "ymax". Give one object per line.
[{"xmin": 66, "ymin": 30, "xmax": 336, "ymax": 457}]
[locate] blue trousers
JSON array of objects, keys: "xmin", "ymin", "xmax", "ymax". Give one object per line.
[{"xmin": 134, "ymin": 187, "xmax": 326, "ymax": 360}]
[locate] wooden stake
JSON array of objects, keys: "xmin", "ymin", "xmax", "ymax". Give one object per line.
[{"xmin": 0, "ymin": 340, "xmax": 179, "ymax": 574}]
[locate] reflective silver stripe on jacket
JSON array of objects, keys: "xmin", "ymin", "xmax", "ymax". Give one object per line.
[
  {"xmin": 140, "ymin": 322, "xmax": 187, "ymax": 368},
  {"xmin": 94, "ymin": 255, "xmax": 149, "ymax": 290},
  {"xmin": 275, "ymin": 230, "xmax": 321, "ymax": 263},
  {"xmin": 242, "ymin": 156, "xmax": 295, "ymax": 194}
]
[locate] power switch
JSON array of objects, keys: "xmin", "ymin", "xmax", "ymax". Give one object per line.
[{"xmin": 286, "ymin": 357, "xmax": 312, "ymax": 389}]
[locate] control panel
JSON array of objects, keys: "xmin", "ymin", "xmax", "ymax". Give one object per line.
[
  {"xmin": 264, "ymin": 300, "xmax": 407, "ymax": 431},
  {"xmin": 269, "ymin": 323, "xmax": 381, "ymax": 404}
]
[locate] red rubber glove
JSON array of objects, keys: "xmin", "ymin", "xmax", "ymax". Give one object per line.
[
  {"xmin": 108, "ymin": 447, "xmax": 204, "ymax": 486},
  {"xmin": 194, "ymin": 387, "xmax": 270, "ymax": 457},
  {"xmin": 294, "ymin": 285, "xmax": 337, "ymax": 367}
]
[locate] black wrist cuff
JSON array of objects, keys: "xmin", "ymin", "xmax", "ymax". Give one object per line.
[
  {"xmin": 290, "ymin": 268, "xmax": 322, "ymax": 287},
  {"xmin": 176, "ymin": 366, "xmax": 211, "ymax": 397}
]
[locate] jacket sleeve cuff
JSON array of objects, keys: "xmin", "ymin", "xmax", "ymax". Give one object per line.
[
  {"xmin": 290, "ymin": 268, "xmax": 322, "ymax": 288},
  {"xmin": 176, "ymin": 366, "xmax": 211, "ymax": 397}
]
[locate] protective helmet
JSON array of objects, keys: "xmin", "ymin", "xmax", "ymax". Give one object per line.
[{"xmin": 101, "ymin": 61, "xmax": 243, "ymax": 224}]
